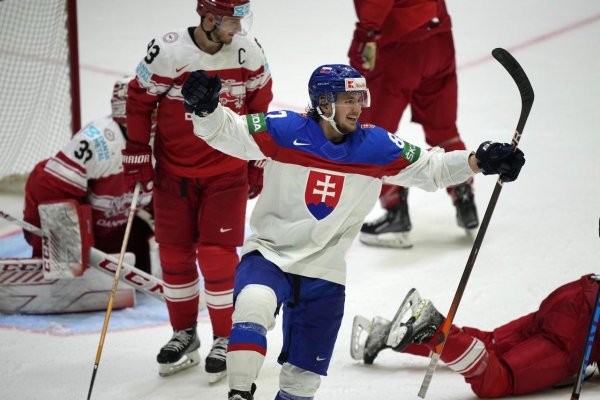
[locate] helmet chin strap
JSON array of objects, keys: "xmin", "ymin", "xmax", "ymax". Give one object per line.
[
  {"xmin": 201, "ymin": 16, "xmax": 223, "ymax": 44},
  {"xmin": 317, "ymin": 103, "xmax": 345, "ymax": 135}
]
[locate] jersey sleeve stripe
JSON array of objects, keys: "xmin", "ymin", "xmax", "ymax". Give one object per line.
[
  {"xmin": 55, "ymin": 151, "xmax": 86, "ymax": 175},
  {"xmin": 44, "ymin": 160, "xmax": 87, "ymax": 192},
  {"xmin": 44, "ymin": 158, "xmax": 87, "ymax": 192}
]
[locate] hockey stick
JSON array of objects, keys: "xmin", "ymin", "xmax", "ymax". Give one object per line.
[
  {"xmin": 418, "ymin": 48, "xmax": 534, "ymax": 398},
  {"xmin": 570, "ymin": 219, "xmax": 600, "ymax": 399},
  {"xmin": 86, "ymin": 182, "xmax": 141, "ymax": 400},
  {"xmin": 0, "ymin": 210, "xmax": 47, "ymax": 237},
  {"xmin": 0, "ymin": 211, "xmax": 165, "ymax": 301}
]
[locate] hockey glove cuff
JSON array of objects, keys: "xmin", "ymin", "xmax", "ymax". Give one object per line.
[
  {"xmin": 348, "ymin": 23, "xmax": 380, "ymax": 76},
  {"xmin": 475, "ymin": 141, "xmax": 525, "ymax": 182},
  {"xmin": 182, "ymin": 70, "xmax": 222, "ymax": 117}
]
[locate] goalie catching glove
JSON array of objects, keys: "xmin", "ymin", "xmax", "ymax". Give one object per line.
[{"xmin": 182, "ymin": 70, "xmax": 222, "ymax": 117}]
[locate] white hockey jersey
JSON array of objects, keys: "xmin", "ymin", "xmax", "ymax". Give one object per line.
[
  {"xmin": 191, "ymin": 107, "xmax": 475, "ymax": 285},
  {"xmin": 127, "ymin": 27, "xmax": 273, "ymax": 178}
]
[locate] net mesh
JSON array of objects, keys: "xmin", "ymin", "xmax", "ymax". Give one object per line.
[{"xmin": 0, "ymin": 0, "xmax": 73, "ymax": 181}]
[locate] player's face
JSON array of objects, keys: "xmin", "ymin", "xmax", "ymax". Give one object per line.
[
  {"xmin": 214, "ymin": 15, "xmax": 249, "ymax": 43},
  {"xmin": 334, "ymin": 92, "xmax": 363, "ymax": 133}
]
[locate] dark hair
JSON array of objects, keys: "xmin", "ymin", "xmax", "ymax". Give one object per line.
[{"xmin": 306, "ymin": 105, "xmax": 321, "ymax": 123}]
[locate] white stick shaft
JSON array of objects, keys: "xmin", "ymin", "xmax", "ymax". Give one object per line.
[
  {"xmin": 418, "ymin": 353, "xmax": 441, "ymax": 398},
  {"xmin": 0, "ymin": 211, "xmax": 47, "ymax": 237}
]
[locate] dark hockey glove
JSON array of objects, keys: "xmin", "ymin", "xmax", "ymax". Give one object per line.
[
  {"xmin": 348, "ymin": 23, "xmax": 380, "ymax": 76},
  {"xmin": 475, "ymin": 141, "xmax": 525, "ymax": 182},
  {"xmin": 247, "ymin": 160, "xmax": 265, "ymax": 199},
  {"xmin": 182, "ymin": 70, "xmax": 222, "ymax": 117},
  {"xmin": 122, "ymin": 141, "xmax": 154, "ymax": 191}
]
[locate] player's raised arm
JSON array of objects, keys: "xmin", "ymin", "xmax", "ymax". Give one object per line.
[{"xmin": 183, "ymin": 70, "xmax": 267, "ymax": 161}]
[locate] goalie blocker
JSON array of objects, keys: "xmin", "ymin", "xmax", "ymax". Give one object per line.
[{"xmin": 38, "ymin": 200, "xmax": 94, "ymax": 279}]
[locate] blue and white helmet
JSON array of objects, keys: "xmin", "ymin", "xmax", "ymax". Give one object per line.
[{"xmin": 308, "ymin": 64, "xmax": 370, "ymax": 109}]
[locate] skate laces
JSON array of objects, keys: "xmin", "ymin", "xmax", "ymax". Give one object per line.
[
  {"xmin": 208, "ymin": 336, "xmax": 228, "ymax": 361},
  {"xmin": 412, "ymin": 300, "xmax": 439, "ymax": 344},
  {"xmin": 162, "ymin": 328, "xmax": 195, "ymax": 352}
]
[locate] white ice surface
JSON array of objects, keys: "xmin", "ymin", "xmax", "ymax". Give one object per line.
[{"xmin": 1, "ymin": 1, "xmax": 600, "ymax": 399}]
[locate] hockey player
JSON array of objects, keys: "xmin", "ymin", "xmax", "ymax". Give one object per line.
[
  {"xmin": 352, "ymin": 274, "xmax": 600, "ymax": 398},
  {"xmin": 181, "ymin": 64, "xmax": 525, "ymax": 400},
  {"xmin": 122, "ymin": 0, "xmax": 272, "ymax": 382},
  {"xmin": 23, "ymin": 76, "xmax": 154, "ymax": 274},
  {"xmin": 349, "ymin": 0, "xmax": 477, "ymax": 248}
]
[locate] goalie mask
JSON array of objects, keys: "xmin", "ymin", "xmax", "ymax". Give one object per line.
[
  {"xmin": 197, "ymin": 0, "xmax": 252, "ymax": 36},
  {"xmin": 111, "ymin": 76, "xmax": 156, "ymax": 133},
  {"xmin": 111, "ymin": 76, "xmax": 133, "ymax": 127},
  {"xmin": 308, "ymin": 64, "xmax": 370, "ymax": 134}
]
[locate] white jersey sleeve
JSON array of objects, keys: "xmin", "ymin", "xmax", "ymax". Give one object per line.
[
  {"xmin": 383, "ymin": 147, "xmax": 475, "ymax": 191},
  {"xmin": 190, "ymin": 105, "xmax": 266, "ymax": 160}
]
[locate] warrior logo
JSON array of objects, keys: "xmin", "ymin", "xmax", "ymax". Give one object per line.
[{"xmin": 305, "ymin": 170, "xmax": 344, "ymax": 220}]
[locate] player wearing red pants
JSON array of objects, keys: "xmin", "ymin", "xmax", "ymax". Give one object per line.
[
  {"xmin": 122, "ymin": 0, "xmax": 272, "ymax": 382},
  {"xmin": 348, "ymin": 0, "xmax": 477, "ymax": 248},
  {"xmin": 353, "ymin": 274, "xmax": 600, "ymax": 397}
]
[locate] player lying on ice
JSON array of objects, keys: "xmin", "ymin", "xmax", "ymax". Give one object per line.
[
  {"xmin": 351, "ymin": 274, "xmax": 600, "ymax": 398},
  {"xmin": 181, "ymin": 64, "xmax": 525, "ymax": 400}
]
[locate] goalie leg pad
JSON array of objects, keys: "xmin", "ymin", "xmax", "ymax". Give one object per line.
[{"xmin": 39, "ymin": 200, "xmax": 94, "ymax": 279}]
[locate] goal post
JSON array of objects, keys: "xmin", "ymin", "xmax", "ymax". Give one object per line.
[{"xmin": 0, "ymin": 0, "xmax": 81, "ymax": 189}]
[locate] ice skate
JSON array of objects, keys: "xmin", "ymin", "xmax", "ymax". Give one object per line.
[
  {"xmin": 359, "ymin": 188, "xmax": 413, "ymax": 248},
  {"xmin": 157, "ymin": 323, "xmax": 200, "ymax": 377},
  {"xmin": 451, "ymin": 182, "xmax": 479, "ymax": 231},
  {"xmin": 386, "ymin": 290, "xmax": 444, "ymax": 352},
  {"xmin": 350, "ymin": 315, "xmax": 392, "ymax": 364},
  {"xmin": 228, "ymin": 383, "xmax": 256, "ymax": 400},
  {"xmin": 206, "ymin": 336, "xmax": 228, "ymax": 383}
]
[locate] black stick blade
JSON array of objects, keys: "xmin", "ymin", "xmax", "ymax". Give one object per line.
[
  {"xmin": 492, "ymin": 48, "xmax": 534, "ymax": 148},
  {"xmin": 492, "ymin": 48, "xmax": 534, "ymax": 109}
]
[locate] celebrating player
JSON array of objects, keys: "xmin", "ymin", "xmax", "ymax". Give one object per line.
[
  {"xmin": 23, "ymin": 76, "xmax": 154, "ymax": 274},
  {"xmin": 352, "ymin": 274, "xmax": 600, "ymax": 398},
  {"xmin": 349, "ymin": 0, "xmax": 477, "ymax": 248},
  {"xmin": 181, "ymin": 63, "xmax": 525, "ymax": 400},
  {"xmin": 123, "ymin": 0, "xmax": 272, "ymax": 382}
]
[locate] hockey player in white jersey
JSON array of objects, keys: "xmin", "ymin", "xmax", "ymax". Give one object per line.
[{"xmin": 181, "ymin": 64, "xmax": 525, "ymax": 400}]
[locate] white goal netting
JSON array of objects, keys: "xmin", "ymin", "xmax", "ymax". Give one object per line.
[{"xmin": 0, "ymin": 0, "xmax": 78, "ymax": 188}]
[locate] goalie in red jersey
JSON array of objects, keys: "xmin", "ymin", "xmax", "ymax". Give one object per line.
[{"xmin": 23, "ymin": 76, "xmax": 154, "ymax": 274}]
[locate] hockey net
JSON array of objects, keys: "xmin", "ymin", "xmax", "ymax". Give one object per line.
[{"xmin": 0, "ymin": 0, "xmax": 80, "ymax": 192}]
